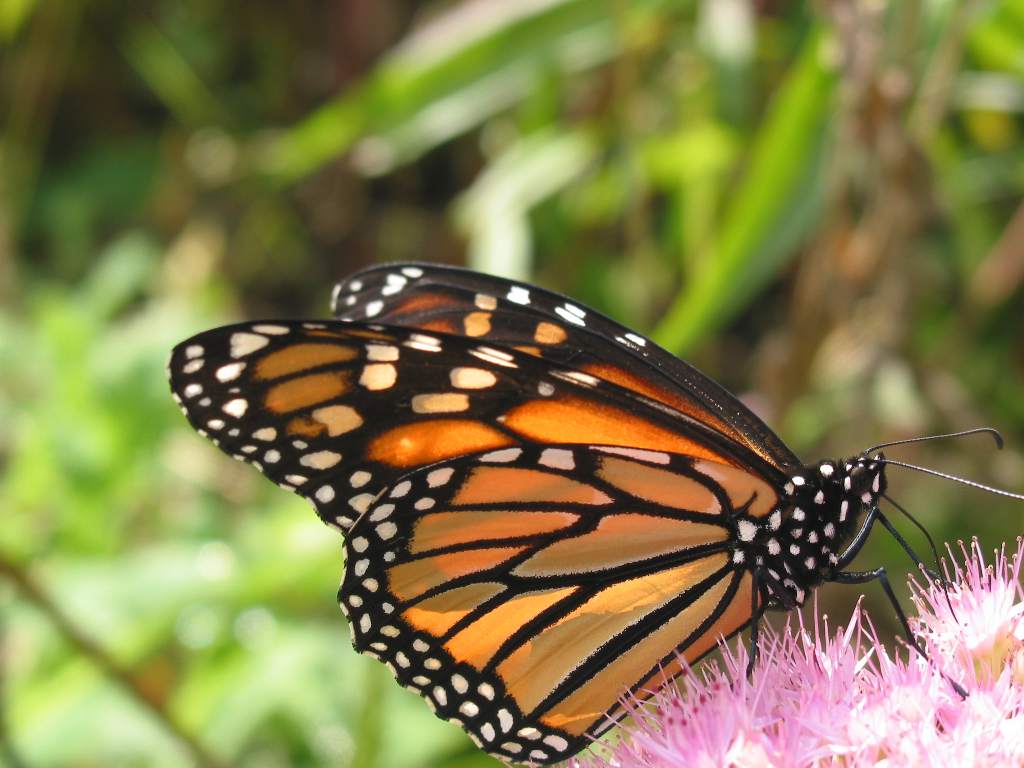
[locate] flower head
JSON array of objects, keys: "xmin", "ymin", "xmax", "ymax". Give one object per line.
[{"xmin": 911, "ymin": 538, "xmax": 1024, "ymax": 688}]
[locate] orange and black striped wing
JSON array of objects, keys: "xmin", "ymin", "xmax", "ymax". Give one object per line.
[
  {"xmin": 332, "ymin": 263, "xmax": 798, "ymax": 470},
  {"xmin": 168, "ymin": 320, "xmax": 781, "ymax": 532},
  {"xmin": 341, "ymin": 444, "xmax": 771, "ymax": 764}
]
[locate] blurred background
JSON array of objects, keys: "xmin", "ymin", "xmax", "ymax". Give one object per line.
[{"xmin": 2, "ymin": 0, "xmax": 1022, "ymax": 766}]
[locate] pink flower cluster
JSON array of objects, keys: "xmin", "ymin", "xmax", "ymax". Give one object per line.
[{"xmin": 575, "ymin": 539, "xmax": 1024, "ymax": 768}]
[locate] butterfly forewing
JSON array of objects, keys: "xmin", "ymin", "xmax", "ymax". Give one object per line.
[
  {"xmin": 168, "ymin": 319, "xmax": 776, "ymax": 532},
  {"xmin": 332, "ymin": 263, "xmax": 799, "ymax": 470},
  {"xmin": 340, "ymin": 444, "xmax": 759, "ymax": 764}
]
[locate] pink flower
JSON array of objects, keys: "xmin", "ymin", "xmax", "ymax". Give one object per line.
[
  {"xmin": 911, "ymin": 539, "xmax": 1024, "ymax": 688},
  {"xmin": 574, "ymin": 539, "xmax": 1024, "ymax": 768}
]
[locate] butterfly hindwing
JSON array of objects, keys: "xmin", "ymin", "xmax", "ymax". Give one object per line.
[
  {"xmin": 332, "ymin": 263, "xmax": 799, "ymax": 470},
  {"xmin": 168, "ymin": 319, "xmax": 778, "ymax": 532},
  {"xmin": 340, "ymin": 444, "xmax": 761, "ymax": 764}
]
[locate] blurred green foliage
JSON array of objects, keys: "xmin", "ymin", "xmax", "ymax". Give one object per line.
[{"xmin": 2, "ymin": 1, "xmax": 1023, "ymax": 766}]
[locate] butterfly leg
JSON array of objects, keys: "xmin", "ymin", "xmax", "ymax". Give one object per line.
[
  {"xmin": 832, "ymin": 505, "xmax": 878, "ymax": 570},
  {"xmin": 834, "ymin": 505, "xmax": 941, "ymax": 581},
  {"xmin": 876, "ymin": 504, "xmax": 958, "ymax": 620},
  {"xmin": 874, "ymin": 510, "xmax": 942, "ymax": 582},
  {"xmin": 832, "ymin": 567, "xmax": 918, "ymax": 652},
  {"xmin": 833, "ymin": 567, "xmax": 969, "ymax": 698},
  {"xmin": 745, "ymin": 569, "xmax": 766, "ymax": 678}
]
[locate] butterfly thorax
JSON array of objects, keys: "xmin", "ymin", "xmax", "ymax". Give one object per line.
[{"xmin": 732, "ymin": 453, "xmax": 887, "ymax": 609}]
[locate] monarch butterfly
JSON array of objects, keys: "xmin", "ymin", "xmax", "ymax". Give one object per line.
[{"xmin": 167, "ymin": 263, "xmax": 1018, "ymax": 765}]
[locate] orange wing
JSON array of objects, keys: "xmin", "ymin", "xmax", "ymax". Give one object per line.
[
  {"xmin": 340, "ymin": 444, "xmax": 772, "ymax": 764},
  {"xmin": 332, "ymin": 263, "xmax": 799, "ymax": 470},
  {"xmin": 168, "ymin": 320, "xmax": 779, "ymax": 532}
]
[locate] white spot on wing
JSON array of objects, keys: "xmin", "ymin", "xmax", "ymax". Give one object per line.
[
  {"xmin": 594, "ymin": 446, "xmax": 671, "ymax": 464},
  {"xmin": 216, "ymin": 362, "xmax": 246, "ymax": 382},
  {"xmin": 230, "ymin": 332, "xmax": 269, "ymax": 358},
  {"xmin": 475, "ymin": 293, "xmax": 498, "ymax": 310},
  {"xmin": 506, "ymin": 286, "xmax": 530, "ymax": 305},
  {"xmin": 359, "ymin": 363, "xmax": 397, "ymax": 390},
  {"xmin": 555, "ymin": 305, "xmax": 585, "ymax": 326},
  {"xmin": 382, "ymin": 273, "xmax": 407, "ymax": 295},
  {"xmin": 300, "ymin": 450, "xmax": 342, "ymax": 470},
  {"xmin": 349, "ymin": 493, "xmax": 374, "ymax": 513},
  {"xmin": 223, "ymin": 398, "xmax": 248, "ymax": 417},
  {"xmin": 450, "ymin": 367, "xmax": 497, "ymax": 389},
  {"xmin": 543, "ymin": 735, "xmax": 569, "ymax": 752},
  {"xmin": 539, "ymin": 448, "xmax": 575, "ymax": 470},
  {"xmin": 480, "ymin": 448, "xmax": 522, "ymax": 463},
  {"xmin": 737, "ymin": 520, "xmax": 756, "ymax": 541},
  {"xmin": 625, "ymin": 332, "xmax": 646, "ymax": 347},
  {"xmin": 470, "ymin": 348, "xmax": 517, "ymax": 368},
  {"xmin": 366, "ymin": 344, "xmax": 399, "ymax": 362},
  {"xmin": 427, "ymin": 467, "xmax": 455, "ymax": 487},
  {"xmin": 369, "ymin": 504, "xmax": 394, "ymax": 521},
  {"xmin": 411, "ymin": 393, "xmax": 469, "ymax": 414}
]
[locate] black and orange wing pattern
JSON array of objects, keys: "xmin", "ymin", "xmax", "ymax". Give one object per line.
[
  {"xmin": 340, "ymin": 443, "xmax": 768, "ymax": 764},
  {"xmin": 168, "ymin": 265, "xmax": 841, "ymax": 766},
  {"xmin": 167, "ymin": 318, "xmax": 780, "ymax": 532},
  {"xmin": 331, "ymin": 263, "xmax": 799, "ymax": 470}
]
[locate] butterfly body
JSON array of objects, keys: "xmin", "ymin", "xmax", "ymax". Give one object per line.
[
  {"xmin": 168, "ymin": 264, "xmax": 915, "ymax": 765},
  {"xmin": 747, "ymin": 455, "xmax": 886, "ymax": 609}
]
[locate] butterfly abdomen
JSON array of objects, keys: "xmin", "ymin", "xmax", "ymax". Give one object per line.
[{"xmin": 733, "ymin": 455, "xmax": 887, "ymax": 608}]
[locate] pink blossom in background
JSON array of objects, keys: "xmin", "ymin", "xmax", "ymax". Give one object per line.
[{"xmin": 573, "ymin": 538, "xmax": 1024, "ymax": 768}]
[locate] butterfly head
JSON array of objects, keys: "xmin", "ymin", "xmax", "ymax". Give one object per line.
[
  {"xmin": 846, "ymin": 452, "xmax": 887, "ymax": 498},
  {"xmin": 747, "ymin": 454, "xmax": 888, "ymax": 609}
]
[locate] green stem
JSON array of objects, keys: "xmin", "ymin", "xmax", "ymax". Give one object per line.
[{"xmin": 0, "ymin": 552, "xmax": 228, "ymax": 768}]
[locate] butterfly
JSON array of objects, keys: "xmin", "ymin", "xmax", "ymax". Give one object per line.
[{"xmin": 167, "ymin": 262, "xmax": 998, "ymax": 765}]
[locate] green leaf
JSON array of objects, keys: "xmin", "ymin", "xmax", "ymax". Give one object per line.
[
  {"xmin": 455, "ymin": 128, "xmax": 597, "ymax": 280},
  {"xmin": 122, "ymin": 19, "xmax": 229, "ymax": 128},
  {"xmin": 0, "ymin": 0, "xmax": 39, "ymax": 41},
  {"xmin": 652, "ymin": 25, "xmax": 836, "ymax": 353},
  {"xmin": 256, "ymin": 0, "xmax": 670, "ymax": 182}
]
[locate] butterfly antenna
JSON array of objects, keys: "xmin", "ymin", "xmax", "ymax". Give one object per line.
[
  {"xmin": 864, "ymin": 427, "xmax": 1004, "ymax": 455},
  {"xmin": 882, "ymin": 492, "xmax": 958, "ymax": 621},
  {"xmin": 881, "ymin": 459, "xmax": 1024, "ymax": 501}
]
